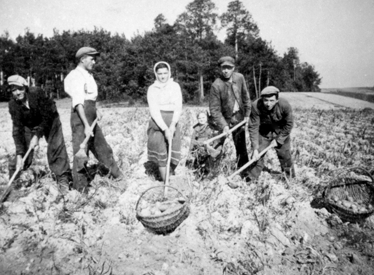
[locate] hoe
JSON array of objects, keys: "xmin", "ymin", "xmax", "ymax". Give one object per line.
[
  {"xmin": 203, "ymin": 120, "xmax": 246, "ymax": 157},
  {"xmin": 75, "ymin": 118, "xmax": 98, "ymax": 172},
  {"xmin": 0, "ymin": 145, "xmax": 34, "ymax": 204}
]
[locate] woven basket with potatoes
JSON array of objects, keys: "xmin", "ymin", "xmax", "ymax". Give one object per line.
[
  {"xmin": 135, "ymin": 185, "xmax": 190, "ymax": 235},
  {"xmin": 323, "ymin": 167, "xmax": 374, "ymax": 222}
]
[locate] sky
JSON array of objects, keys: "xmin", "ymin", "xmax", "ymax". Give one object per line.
[{"xmin": 0, "ymin": 0, "xmax": 373, "ymax": 88}]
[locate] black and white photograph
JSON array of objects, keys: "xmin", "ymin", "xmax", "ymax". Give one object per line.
[{"xmin": 0, "ymin": 0, "xmax": 373, "ymax": 274}]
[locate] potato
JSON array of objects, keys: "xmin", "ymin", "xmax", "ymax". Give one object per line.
[
  {"xmin": 347, "ymin": 196, "xmax": 354, "ymax": 202},
  {"xmin": 140, "ymin": 208, "xmax": 151, "ymax": 217},
  {"xmin": 286, "ymin": 196, "xmax": 295, "ymax": 205},
  {"xmin": 332, "ymin": 195, "xmax": 339, "ymax": 202},
  {"xmin": 150, "ymin": 207, "xmax": 156, "ymax": 215},
  {"xmin": 342, "ymin": 200, "xmax": 352, "ymax": 208},
  {"xmin": 153, "ymin": 209, "xmax": 162, "ymax": 216},
  {"xmin": 158, "ymin": 203, "xmax": 169, "ymax": 212},
  {"xmin": 360, "ymin": 207, "xmax": 367, "ymax": 213}
]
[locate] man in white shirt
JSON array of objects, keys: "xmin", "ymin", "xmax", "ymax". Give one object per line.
[{"xmin": 64, "ymin": 47, "xmax": 123, "ymax": 193}]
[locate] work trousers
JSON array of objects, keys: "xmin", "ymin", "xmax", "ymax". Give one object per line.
[
  {"xmin": 248, "ymin": 135, "xmax": 295, "ymax": 180},
  {"xmin": 9, "ymin": 117, "xmax": 71, "ymax": 179},
  {"xmin": 71, "ymin": 100, "xmax": 122, "ymax": 192},
  {"xmin": 219, "ymin": 119, "xmax": 249, "ymax": 172}
]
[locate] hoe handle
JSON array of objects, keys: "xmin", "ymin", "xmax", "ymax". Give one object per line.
[
  {"xmin": 164, "ymin": 139, "xmax": 172, "ymax": 198},
  {"xmin": 228, "ymin": 143, "xmax": 274, "ymax": 180},
  {"xmin": 203, "ymin": 120, "xmax": 246, "ymax": 145},
  {"xmin": 79, "ymin": 118, "xmax": 98, "ymax": 149},
  {"xmin": 0, "ymin": 145, "xmax": 34, "ymax": 203}
]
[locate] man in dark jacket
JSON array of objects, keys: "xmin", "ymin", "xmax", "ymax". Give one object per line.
[
  {"xmin": 247, "ymin": 86, "xmax": 295, "ymax": 181},
  {"xmin": 7, "ymin": 75, "xmax": 71, "ymax": 189},
  {"xmin": 209, "ymin": 56, "xmax": 251, "ymax": 173}
]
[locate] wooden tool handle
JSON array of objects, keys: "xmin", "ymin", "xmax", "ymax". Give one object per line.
[
  {"xmin": 79, "ymin": 118, "xmax": 98, "ymax": 149},
  {"xmin": 203, "ymin": 120, "xmax": 246, "ymax": 145},
  {"xmin": 164, "ymin": 139, "xmax": 172, "ymax": 198},
  {"xmin": 228, "ymin": 143, "xmax": 274, "ymax": 179},
  {"xmin": 0, "ymin": 145, "xmax": 34, "ymax": 203}
]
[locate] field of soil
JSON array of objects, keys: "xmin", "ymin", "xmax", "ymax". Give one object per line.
[
  {"xmin": 0, "ymin": 92, "xmax": 374, "ymax": 275},
  {"xmin": 321, "ymin": 87, "xmax": 374, "ymax": 104}
]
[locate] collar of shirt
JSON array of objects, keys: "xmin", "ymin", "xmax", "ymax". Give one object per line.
[
  {"xmin": 221, "ymin": 75, "xmax": 236, "ymax": 86},
  {"xmin": 23, "ymin": 100, "xmax": 30, "ymax": 109},
  {"xmin": 259, "ymin": 100, "xmax": 279, "ymax": 115},
  {"xmin": 76, "ymin": 66, "xmax": 93, "ymax": 77}
]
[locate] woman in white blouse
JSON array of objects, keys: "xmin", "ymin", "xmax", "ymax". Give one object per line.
[{"xmin": 147, "ymin": 61, "xmax": 182, "ymax": 181}]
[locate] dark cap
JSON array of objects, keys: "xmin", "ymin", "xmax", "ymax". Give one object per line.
[
  {"xmin": 218, "ymin": 56, "xmax": 235, "ymax": 67},
  {"xmin": 75, "ymin": 47, "xmax": 99, "ymax": 59},
  {"xmin": 7, "ymin": 75, "xmax": 28, "ymax": 87},
  {"xmin": 260, "ymin": 86, "xmax": 280, "ymax": 96}
]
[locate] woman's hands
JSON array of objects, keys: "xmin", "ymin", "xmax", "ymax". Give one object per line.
[
  {"xmin": 96, "ymin": 109, "xmax": 103, "ymax": 121},
  {"xmin": 164, "ymin": 122, "xmax": 176, "ymax": 142}
]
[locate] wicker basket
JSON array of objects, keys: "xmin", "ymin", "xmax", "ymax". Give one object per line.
[
  {"xmin": 323, "ymin": 167, "xmax": 374, "ymax": 222},
  {"xmin": 135, "ymin": 185, "xmax": 190, "ymax": 234}
]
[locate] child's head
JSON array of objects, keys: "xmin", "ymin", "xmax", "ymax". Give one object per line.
[{"xmin": 197, "ymin": 112, "xmax": 208, "ymax": 125}]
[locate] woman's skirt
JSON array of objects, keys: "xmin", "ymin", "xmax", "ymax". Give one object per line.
[{"xmin": 147, "ymin": 111, "xmax": 181, "ymax": 167}]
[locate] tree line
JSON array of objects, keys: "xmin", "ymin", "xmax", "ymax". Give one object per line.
[{"xmin": 0, "ymin": 0, "xmax": 321, "ymax": 103}]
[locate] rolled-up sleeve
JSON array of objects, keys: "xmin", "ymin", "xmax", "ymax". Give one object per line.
[{"xmin": 64, "ymin": 71, "xmax": 85, "ymax": 108}]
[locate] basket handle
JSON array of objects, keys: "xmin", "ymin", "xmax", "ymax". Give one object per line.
[
  {"xmin": 135, "ymin": 185, "xmax": 189, "ymax": 213},
  {"xmin": 331, "ymin": 166, "xmax": 374, "ymax": 183},
  {"xmin": 326, "ymin": 167, "xmax": 374, "ymax": 197}
]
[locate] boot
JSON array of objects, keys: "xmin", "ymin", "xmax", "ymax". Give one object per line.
[
  {"xmin": 57, "ymin": 172, "xmax": 72, "ymax": 195},
  {"xmin": 284, "ymin": 165, "xmax": 295, "ymax": 179}
]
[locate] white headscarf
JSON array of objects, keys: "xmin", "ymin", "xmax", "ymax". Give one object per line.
[{"xmin": 153, "ymin": 61, "xmax": 173, "ymax": 88}]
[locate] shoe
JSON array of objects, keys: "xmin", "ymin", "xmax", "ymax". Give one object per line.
[
  {"xmin": 227, "ymin": 175, "xmax": 242, "ymax": 189},
  {"xmin": 240, "ymin": 172, "xmax": 253, "ymax": 184},
  {"xmin": 227, "ymin": 180, "xmax": 239, "ymax": 189},
  {"xmin": 57, "ymin": 174, "xmax": 71, "ymax": 194}
]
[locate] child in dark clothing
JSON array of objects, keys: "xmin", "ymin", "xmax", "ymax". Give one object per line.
[
  {"xmin": 190, "ymin": 112, "xmax": 213, "ymax": 147},
  {"xmin": 188, "ymin": 112, "xmax": 223, "ymax": 177}
]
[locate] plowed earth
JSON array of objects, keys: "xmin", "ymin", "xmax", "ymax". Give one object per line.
[{"xmin": 0, "ymin": 93, "xmax": 373, "ymax": 275}]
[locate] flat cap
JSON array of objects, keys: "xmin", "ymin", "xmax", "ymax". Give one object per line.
[
  {"xmin": 7, "ymin": 75, "xmax": 28, "ymax": 87},
  {"xmin": 218, "ymin": 56, "xmax": 235, "ymax": 67},
  {"xmin": 260, "ymin": 86, "xmax": 280, "ymax": 96},
  {"xmin": 75, "ymin": 47, "xmax": 99, "ymax": 59}
]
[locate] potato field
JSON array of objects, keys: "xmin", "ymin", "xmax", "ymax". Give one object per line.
[{"xmin": 0, "ymin": 93, "xmax": 373, "ymax": 275}]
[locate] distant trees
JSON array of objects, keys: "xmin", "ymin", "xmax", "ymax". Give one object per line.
[
  {"xmin": 175, "ymin": 0, "xmax": 220, "ymax": 102},
  {"xmin": 0, "ymin": 0, "xmax": 321, "ymax": 103},
  {"xmin": 221, "ymin": 0, "xmax": 259, "ymax": 59},
  {"xmin": 282, "ymin": 47, "xmax": 321, "ymax": 92},
  {"xmin": 175, "ymin": 0, "xmax": 218, "ymax": 41}
]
